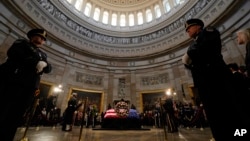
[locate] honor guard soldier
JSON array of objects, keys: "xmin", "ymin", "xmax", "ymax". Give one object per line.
[
  {"xmin": 182, "ymin": 18, "xmax": 250, "ymax": 141},
  {"xmin": 0, "ymin": 28, "xmax": 52, "ymax": 141}
]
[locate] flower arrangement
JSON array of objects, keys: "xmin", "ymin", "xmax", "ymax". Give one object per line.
[{"xmin": 115, "ymin": 101, "xmax": 129, "ymax": 117}]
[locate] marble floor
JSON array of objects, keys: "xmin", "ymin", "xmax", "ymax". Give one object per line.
[{"xmin": 14, "ymin": 125, "xmax": 214, "ymax": 141}]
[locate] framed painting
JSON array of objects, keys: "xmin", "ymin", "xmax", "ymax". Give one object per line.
[
  {"xmin": 39, "ymin": 81, "xmax": 53, "ymax": 98},
  {"xmin": 140, "ymin": 90, "xmax": 167, "ymax": 112},
  {"xmin": 69, "ymin": 88, "xmax": 104, "ymax": 113},
  {"xmin": 39, "ymin": 81, "xmax": 58, "ymax": 110}
]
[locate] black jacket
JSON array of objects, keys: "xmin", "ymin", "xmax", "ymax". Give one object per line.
[
  {"xmin": 185, "ymin": 26, "xmax": 232, "ymax": 87},
  {"xmin": 0, "ymin": 39, "xmax": 52, "ymax": 89}
]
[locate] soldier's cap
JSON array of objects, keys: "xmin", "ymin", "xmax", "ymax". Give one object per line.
[
  {"xmin": 185, "ymin": 19, "xmax": 204, "ymax": 31},
  {"xmin": 27, "ymin": 28, "xmax": 47, "ymax": 41}
]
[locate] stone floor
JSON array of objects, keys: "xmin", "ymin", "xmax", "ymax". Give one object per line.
[{"xmin": 14, "ymin": 125, "xmax": 214, "ymax": 141}]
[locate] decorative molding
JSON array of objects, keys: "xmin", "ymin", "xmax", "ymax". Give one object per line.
[
  {"xmin": 76, "ymin": 72, "xmax": 103, "ymax": 86},
  {"xmin": 140, "ymin": 73, "xmax": 169, "ymax": 86}
]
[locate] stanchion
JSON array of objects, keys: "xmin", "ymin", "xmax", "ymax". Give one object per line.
[
  {"xmin": 20, "ymin": 96, "xmax": 40, "ymax": 141},
  {"xmin": 159, "ymin": 98, "xmax": 168, "ymax": 141},
  {"xmin": 78, "ymin": 97, "xmax": 88, "ymax": 141}
]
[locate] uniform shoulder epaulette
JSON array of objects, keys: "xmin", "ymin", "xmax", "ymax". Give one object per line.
[{"xmin": 205, "ymin": 26, "xmax": 214, "ymax": 32}]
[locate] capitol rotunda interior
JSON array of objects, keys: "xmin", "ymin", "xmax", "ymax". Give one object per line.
[{"xmin": 0, "ymin": 0, "xmax": 250, "ymax": 140}]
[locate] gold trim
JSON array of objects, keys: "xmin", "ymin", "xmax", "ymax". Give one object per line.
[
  {"xmin": 69, "ymin": 87, "xmax": 104, "ymax": 113},
  {"xmin": 40, "ymin": 81, "xmax": 54, "ymax": 98},
  {"xmin": 187, "ymin": 84, "xmax": 196, "ymax": 105},
  {"xmin": 139, "ymin": 89, "xmax": 167, "ymax": 112},
  {"xmin": 35, "ymin": 31, "xmax": 47, "ymax": 40},
  {"xmin": 185, "ymin": 23, "xmax": 198, "ymax": 31}
]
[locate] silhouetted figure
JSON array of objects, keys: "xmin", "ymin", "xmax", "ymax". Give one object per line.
[
  {"xmin": 0, "ymin": 29, "xmax": 52, "ymax": 141},
  {"xmin": 62, "ymin": 93, "xmax": 82, "ymax": 131},
  {"xmin": 131, "ymin": 104, "xmax": 136, "ymax": 109},
  {"xmin": 163, "ymin": 98, "xmax": 178, "ymax": 133},
  {"xmin": 182, "ymin": 19, "xmax": 249, "ymax": 140}
]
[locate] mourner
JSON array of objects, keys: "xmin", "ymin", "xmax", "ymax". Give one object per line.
[
  {"xmin": 236, "ymin": 28, "xmax": 250, "ymax": 78},
  {"xmin": 62, "ymin": 93, "xmax": 82, "ymax": 131}
]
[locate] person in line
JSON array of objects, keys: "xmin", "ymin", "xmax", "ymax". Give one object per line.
[
  {"xmin": 227, "ymin": 62, "xmax": 250, "ymax": 128},
  {"xmin": 227, "ymin": 63, "xmax": 249, "ymax": 90},
  {"xmin": 236, "ymin": 28, "xmax": 250, "ymax": 78},
  {"xmin": 162, "ymin": 97, "xmax": 178, "ymax": 133},
  {"xmin": 0, "ymin": 28, "xmax": 52, "ymax": 141},
  {"xmin": 182, "ymin": 19, "xmax": 249, "ymax": 141},
  {"xmin": 62, "ymin": 93, "xmax": 82, "ymax": 131}
]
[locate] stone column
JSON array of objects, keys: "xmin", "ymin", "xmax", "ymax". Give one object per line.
[
  {"xmin": 99, "ymin": 7, "xmax": 104, "ymax": 22},
  {"xmin": 129, "ymin": 70, "xmax": 137, "ymax": 108},
  {"xmin": 80, "ymin": 0, "xmax": 87, "ymax": 12},
  {"xmin": 57, "ymin": 60, "xmax": 73, "ymax": 114},
  {"xmin": 223, "ymin": 36, "xmax": 245, "ymax": 64},
  {"xmin": 134, "ymin": 11, "xmax": 138, "ymax": 26},
  {"xmin": 0, "ymin": 33, "xmax": 16, "ymax": 63},
  {"xmin": 150, "ymin": 5, "xmax": 156, "ymax": 19},
  {"xmin": 90, "ymin": 4, "xmax": 96, "ymax": 18},
  {"xmin": 106, "ymin": 69, "xmax": 114, "ymax": 107},
  {"xmin": 159, "ymin": 1, "xmax": 165, "ymax": 14}
]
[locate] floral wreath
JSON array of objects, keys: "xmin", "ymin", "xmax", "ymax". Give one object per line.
[{"xmin": 115, "ymin": 101, "xmax": 129, "ymax": 117}]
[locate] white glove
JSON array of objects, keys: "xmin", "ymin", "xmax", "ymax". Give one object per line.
[
  {"xmin": 36, "ymin": 61, "xmax": 47, "ymax": 73},
  {"xmin": 182, "ymin": 53, "xmax": 192, "ymax": 65}
]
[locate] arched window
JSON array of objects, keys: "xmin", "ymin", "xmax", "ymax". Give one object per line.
[
  {"xmin": 129, "ymin": 13, "xmax": 134, "ymax": 26},
  {"xmin": 174, "ymin": 0, "xmax": 185, "ymax": 5},
  {"xmin": 64, "ymin": 0, "xmax": 187, "ymax": 27},
  {"xmin": 84, "ymin": 3, "xmax": 91, "ymax": 17},
  {"xmin": 146, "ymin": 9, "xmax": 152, "ymax": 22},
  {"xmin": 102, "ymin": 11, "xmax": 109, "ymax": 24},
  {"xmin": 66, "ymin": 0, "xmax": 72, "ymax": 3},
  {"xmin": 111, "ymin": 13, "xmax": 117, "ymax": 26},
  {"xmin": 120, "ymin": 14, "xmax": 126, "ymax": 27},
  {"xmin": 164, "ymin": 1, "xmax": 171, "ymax": 13},
  {"xmin": 137, "ymin": 12, "xmax": 143, "ymax": 25},
  {"xmin": 155, "ymin": 5, "xmax": 161, "ymax": 18},
  {"xmin": 75, "ymin": 0, "xmax": 82, "ymax": 11},
  {"xmin": 93, "ymin": 8, "xmax": 100, "ymax": 21}
]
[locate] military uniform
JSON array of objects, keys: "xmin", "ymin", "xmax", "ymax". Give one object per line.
[
  {"xmin": 0, "ymin": 29, "xmax": 52, "ymax": 141},
  {"xmin": 183, "ymin": 19, "xmax": 250, "ymax": 141}
]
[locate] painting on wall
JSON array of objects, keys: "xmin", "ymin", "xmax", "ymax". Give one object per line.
[
  {"xmin": 70, "ymin": 88, "xmax": 103, "ymax": 113},
  {"xmin": 39, "ymin": 82, "xmax": 53, "ymax": 98},
  {"xmin": 140, "ymin": 91, "xmax": 166, "ymax": 112}
]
